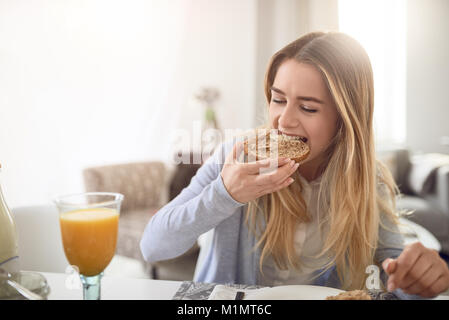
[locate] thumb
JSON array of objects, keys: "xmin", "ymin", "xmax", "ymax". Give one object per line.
[
  {"xmin": 226, "ymin": 140, "xmax": 244, "ymax": 164},
  {"xmin": 382, "ymin": 258, "xmax": 397, "ymax": 275}
]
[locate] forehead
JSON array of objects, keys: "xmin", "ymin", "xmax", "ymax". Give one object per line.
[{"xmin": 273, "ymin": 59, "xmax": 330, "ymax": 100}]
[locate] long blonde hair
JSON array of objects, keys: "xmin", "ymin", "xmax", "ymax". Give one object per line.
[{"xmin": 245, "ymin": 31, "xmax": 400, "ymax": 290}]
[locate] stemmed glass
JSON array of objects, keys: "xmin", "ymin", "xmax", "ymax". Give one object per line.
[{"xmin": 54, "ymin": 192, "xmax": 123, "ymax": 300}]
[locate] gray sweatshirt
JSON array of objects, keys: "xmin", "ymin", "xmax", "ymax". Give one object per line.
[{"xmin": 140, "ymin": 139, "xmax": 422, "ymax": 299}]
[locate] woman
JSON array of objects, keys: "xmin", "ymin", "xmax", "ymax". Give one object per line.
[{"xmin": 140, "ymin": 31, "xmax": 449, "ymax": 298}]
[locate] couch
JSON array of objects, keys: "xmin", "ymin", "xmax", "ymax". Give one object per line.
[
  {"xmin": 83, "ymin": 153, "xmax": 203, "ymax": 281},
  {"xmin": 378, "ymin": 149, "xmax": 449, "ymax": 255}
]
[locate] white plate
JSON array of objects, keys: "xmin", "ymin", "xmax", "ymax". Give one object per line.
[
  {"xmin": 209, "ymin": 284, "xmax": 345, "ymax": 300},
  {"xmin": 247, "ymin": 285, "xmax": 344, "ymax": 300}
]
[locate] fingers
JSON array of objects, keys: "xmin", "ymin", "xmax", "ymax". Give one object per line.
[
  {"xmin": 384, "ymin": 242, "xmax": 449, "ymax": 297},
  {"xmin": 421, "ymin": 274, "xmax": 449, "ymax": 298},
  {"xmin": 399, "ymin": 252, "xmax": 434, "ymax": 290},
  {"xmin": 244, "ymin": 157, "xmax": 291, "ymax": 174},
  {"xmin": 403, "ymin": 264, "xmax": 439, "ymax": 295},
  {"xmin": 221, "ymin": 141, "xmax": 299, "ymax": 203},
  {"xmin": 253, "ymin": 159, "xmax": 300, "ymax": 186},
  {"xmin": 226, "ymin": 141, "xmax": 290, "ymax": 169},
  {"xmin": 262, "ymin": 176, "xmax": 295, "ymax": 195},
  {"xmin": 382, "ymin": 258, "xmax": 397, "ymax": 275},
  {"xmin": 387, "ymin": 243, "xmax": 423, "ymax": 291},
  {"xmin": 227, "ymin": 141, "xmax": 245, "ymax": 164}
]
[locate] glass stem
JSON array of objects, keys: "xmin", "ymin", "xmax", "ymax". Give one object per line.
[{"xmin": 80, "ymin": 273, "xmax": 102, "ymax": 300}]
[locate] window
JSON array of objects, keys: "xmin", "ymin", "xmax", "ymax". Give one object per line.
[{"xmin": 339, "ymin": 0, "xmax": 406, "ymax": 148}]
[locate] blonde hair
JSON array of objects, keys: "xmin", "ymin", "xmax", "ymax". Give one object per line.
[{"xmin": 244, "ymin": 31, "xmax": 400, "ymax": 290}]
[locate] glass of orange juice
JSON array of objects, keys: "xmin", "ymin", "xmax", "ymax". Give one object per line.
[{"xmin": 54, "ymin": 192, "xmax": 123, "ymax": 300}]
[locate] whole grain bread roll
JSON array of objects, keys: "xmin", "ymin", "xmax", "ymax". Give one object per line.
[{"xmin": 243, "ymin": 130, "xmax": 310, "ymax": 163}]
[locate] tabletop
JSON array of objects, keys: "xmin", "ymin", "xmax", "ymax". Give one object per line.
[
  {"xmin": 40, "ymin": 272, "xmax": 449, "ymax": 300},
  {"xmin": 42, "ymin": 272, "xmax": 182, "ymax": 300}
]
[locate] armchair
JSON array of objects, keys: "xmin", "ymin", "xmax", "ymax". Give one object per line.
[{"xmin": 83, "ymin": 159, "xmax": 201, "ymax": 280}]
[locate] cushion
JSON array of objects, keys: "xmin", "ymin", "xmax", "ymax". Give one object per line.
[
  {"xmin": 83, "ymin": 161, "xmax": 171, "ymax": 212},
  {"xmin": 397, "ymin": 195, "xmax": 449, "ymax": 253},
  {"xmin": 377, "ymin": 149, "xmax": 412, "ymax": 194},
  {"xmin": 116, "ymin": 208, "xmax": 159, "ymax": 260}
]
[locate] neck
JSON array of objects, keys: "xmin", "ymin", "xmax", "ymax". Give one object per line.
[
  {"xmin": 298, "ymin": 164, "xmax": 319, "ymax": 182},
  {"xmin": 298, "ymin": 156, "xmax": 326, "ymax": 182}
]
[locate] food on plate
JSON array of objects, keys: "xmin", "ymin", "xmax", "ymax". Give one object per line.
[
  {"xmin": 243, "ymin": 130, "xmax": 310, "ymax": 163},
  {"xmin": 325, "ymin": 290, "xmax": 372, "ymax": 300}
]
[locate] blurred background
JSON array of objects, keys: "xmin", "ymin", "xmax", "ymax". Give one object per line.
[{"xmin": 0, "ymin": 0, "xmax": 448, "ymax": 207}]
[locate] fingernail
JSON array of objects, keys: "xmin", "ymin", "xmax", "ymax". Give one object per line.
[
  {"xmin": 290, "ymin": 160, "xmax": 296, "ymax": 167},
  {"xmin": 388, "ymin": 282, "xmax": 395, "ymax": 292},
  {"xmin": 384, "ymin": 259, "xmax": 391, "ymax": 272},
  {"xmin": 288, "ymin": 178, "xmax": 294, "ymax": 184},
  {"xmin": 293, "ymin": 163, "xmax": 299, "ymax": 170}
]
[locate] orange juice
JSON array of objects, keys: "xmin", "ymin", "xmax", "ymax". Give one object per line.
[{"xmin": 59, "ymin": 208, "xmax": 119, "ymax": 276}]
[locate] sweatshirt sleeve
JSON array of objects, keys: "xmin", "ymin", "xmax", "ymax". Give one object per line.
[{"xmin": 139, "ymin": 140, "xmax": 246, "ymax": 263}]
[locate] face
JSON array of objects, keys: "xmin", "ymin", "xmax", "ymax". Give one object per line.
[{"xmin": 269, "ymin": 59, "xmax": 339, "ymax": 180}]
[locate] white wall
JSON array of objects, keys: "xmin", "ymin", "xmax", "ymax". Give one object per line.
[
  {"xmin": 254, "ymin": 0, "xmax": 338, "ymax": 127},
  {"xmin": 406, "ymin": 0, "xmax": 449, "ymax": 154},
  {"xmin": 0, "ymin": 0, "xmax": 257, "ymax": 207}
]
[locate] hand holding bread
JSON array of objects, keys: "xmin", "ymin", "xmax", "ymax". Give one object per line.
[
  {"xmin": 220, "ymin": 130, "xmax": 310, "ymax": 204},
  {"xmin": 243, "ymin": 130, "xmax": 310, "ymax": 163}
]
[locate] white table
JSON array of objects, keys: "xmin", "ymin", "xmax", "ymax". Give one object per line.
[
  {"xmin": 41, "ymin": 272, "xmax": 182, "ymax": 300},
  {"xmin": 40, "ymin": 272, "xmax": 449, "ymax": 300}
]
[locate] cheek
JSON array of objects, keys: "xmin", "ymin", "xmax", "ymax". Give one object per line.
[
  {"xmin": 268, "ymin": 105, "xmax": 280, "ymax": 125},
  {"xmin": 308, "ymin": 121, "xmax": 337, "ymax": 151}
]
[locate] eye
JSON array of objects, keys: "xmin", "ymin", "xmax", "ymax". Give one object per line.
[
  {"xmin": 301, "ymin": 105, "xmax": 317, "ymax": 113},
  {"xmin": 272, "ymin": 99, "xmax": 286, "ymax": 104}
]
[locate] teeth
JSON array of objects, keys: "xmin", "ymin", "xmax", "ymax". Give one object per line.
[
  {"xmin": 281, "ymin": 133, "xmax": 307, "ymax": 143},
  {"xmin": 281, "ymin": 133, "xmax": 298, "ymax": 138}
]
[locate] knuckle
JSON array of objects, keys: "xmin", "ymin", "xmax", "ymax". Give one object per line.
[
  {"xmin": 431, "ymin": 249, "xmax": 441, "ymax": 260},
  {"xmin": 426, "ymin": 251, "xmax": 438, "ymax": 263},
  {"xmin": 412, "ymin": 242, "xmax": 424, "ymax": 251},
  {"xmin": 409, "ymin": 269, "xmax": 420, "ymax": 281},
  {"xmin": 399, "ymin": 259, "xmax": 412, "ymax": 270}
]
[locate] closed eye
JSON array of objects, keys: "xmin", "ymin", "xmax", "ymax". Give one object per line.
[
  {"xmin": 272, "ymin": 99, "xmax": 317, "ymax": 113},
  {"xmin": 301, "ymin": 105, "xmax": 317, "ymax": 113}
]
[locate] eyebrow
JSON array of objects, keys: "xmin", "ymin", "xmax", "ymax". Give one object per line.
[{"xmin": 270, "ymin": 86, "xmax": 325, "ymax": 104}]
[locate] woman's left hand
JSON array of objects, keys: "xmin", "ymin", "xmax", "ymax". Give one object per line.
[{"xmin": 382, "ymin": 242, "xmax": 449, "ymax": 297}]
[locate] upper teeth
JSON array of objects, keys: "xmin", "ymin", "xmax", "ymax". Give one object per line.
[{"xmin": 281, "ymin": 133, "xmax": 306, "ymax": 142}]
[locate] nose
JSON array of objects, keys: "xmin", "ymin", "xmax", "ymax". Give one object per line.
[{"xmin": 278, "ymin": 102, "xmax": 300, "ymax": 129}]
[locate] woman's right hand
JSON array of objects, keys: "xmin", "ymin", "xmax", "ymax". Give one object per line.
[{"xmin": 220, "ymin": 141, "xmax": 300, "ymax": 204}]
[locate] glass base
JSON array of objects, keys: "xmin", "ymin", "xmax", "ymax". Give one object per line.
[{"xmin": 80, "ymin": 272, "xmax": 103, "ymax": 300}]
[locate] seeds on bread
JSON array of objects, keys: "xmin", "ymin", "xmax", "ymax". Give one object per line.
[
  {"xmin": 243, "ymin": 130, "xmax": 310, "ymax": 163},
  {"xmin": 325, "ymin": 290, "xmax": 372, "ymax": 300}
]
